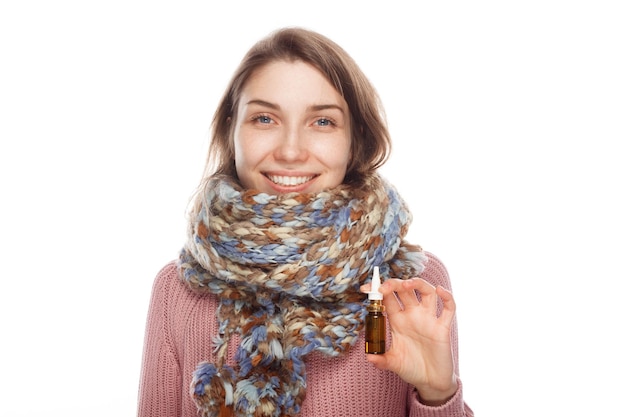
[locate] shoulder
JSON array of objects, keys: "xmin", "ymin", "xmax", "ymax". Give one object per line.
[
  {"xmin": 150, "ymin": 260, "xmax": 215, "ymax": 308},
  {"xmin": 147, "ymin": 261, "xmax": 217, "ymax": 329},
  {"xmin": 421, "ymin": 251, "xmax": 452, "ymax": 289},
  {"xmin": 148, "ymin": 261, "xmax": 190, "ymax": 305},
  {"xmin": 152, "ymin": 260, "xmax": 179, "ymax": 288}
]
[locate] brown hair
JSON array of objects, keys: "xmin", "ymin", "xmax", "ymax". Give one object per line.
[{"xmin": 204, "ymin": 26, "xmax": 391, "ymax": 186}]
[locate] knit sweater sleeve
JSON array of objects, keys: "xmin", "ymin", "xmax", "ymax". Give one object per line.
[
  {"xmin": 137, "ymin": 262, "xmax": 183, "ymax": 417},
  {"xmin": 407, "ymin": 252, "xmax": 474, "ymax": 417}
]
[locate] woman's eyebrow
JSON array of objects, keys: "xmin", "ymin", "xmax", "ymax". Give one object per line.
[
  {"xmin": 308, "ymin": 104, "xmax": 345, "ymax": 114},
  {"xmin": 245, "ymin": 99, "xmax": 280, "ymax": 109}
]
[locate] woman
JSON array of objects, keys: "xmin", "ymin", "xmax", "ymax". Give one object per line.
[{"xmin": 138, "ymin": 27, "xmax": 473, "ymax": 417}]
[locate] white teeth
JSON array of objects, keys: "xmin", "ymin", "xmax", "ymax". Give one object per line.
[{"xmin": 267, "ymin": 175, "xmax": 313, "ymax": 186}]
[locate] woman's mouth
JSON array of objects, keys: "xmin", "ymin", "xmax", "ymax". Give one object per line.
[{"xmin": 265, "ymin": 174, "xmax": 316, "ymax": 187}]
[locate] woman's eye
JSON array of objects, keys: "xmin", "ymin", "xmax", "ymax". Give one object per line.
[
  {"xmin": 254, "ymin": 115, "xmax": 272, "ymax": 124},
  {"xmin": 315, "ymin": 118, "xmax": 333, "ymax": 127}
]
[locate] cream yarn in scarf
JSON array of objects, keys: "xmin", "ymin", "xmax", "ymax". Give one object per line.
[{"xmin": 179, "ymin": 174, "xmax": 426, "ymax": 416}]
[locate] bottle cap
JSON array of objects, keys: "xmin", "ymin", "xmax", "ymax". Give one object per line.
[{"xmin": 367, "ymin": 266, "xmax": 383, "ymax": 301}]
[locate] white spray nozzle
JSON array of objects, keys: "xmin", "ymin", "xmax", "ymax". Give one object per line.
[{"xmin": 368, "ymin": 266, "xmax": 383, "ymax": 301}]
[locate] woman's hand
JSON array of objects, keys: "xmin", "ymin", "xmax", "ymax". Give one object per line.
[{"xmin": 360, "ymin": 277, "xmax": 458, "ymax": 405}]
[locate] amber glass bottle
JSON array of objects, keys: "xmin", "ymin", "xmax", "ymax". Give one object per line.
[
  {"xmin": 365, "ymin": 267, "xmax": 385, "ymax": 354},
  {"xmin": 365, "ymin": 299, "xmax": 386, "ymax": 354}
]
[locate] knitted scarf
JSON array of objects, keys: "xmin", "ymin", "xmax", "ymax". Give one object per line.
[{"xmin": 179, "ymin": 173, "xmax": 426, "ymax": 417}]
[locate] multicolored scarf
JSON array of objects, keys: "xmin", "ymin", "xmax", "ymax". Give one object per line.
[{"xmin": 179, "ymin": 174, "xmax": 425, "ymax": 416}]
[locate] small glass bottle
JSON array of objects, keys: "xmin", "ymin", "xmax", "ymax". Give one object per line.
[{"xmin": 365, "ymin": 266, "xmax": 386, "ymax": 354}]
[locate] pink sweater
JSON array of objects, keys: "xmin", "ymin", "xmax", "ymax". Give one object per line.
[{"xmin": 137, "ymin": 253, "xmax": 473, "ymax": 416}]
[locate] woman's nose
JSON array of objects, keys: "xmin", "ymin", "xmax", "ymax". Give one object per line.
[{"xmin": 273, "ymin": 127, "xmax": 308, "ymax": 162}]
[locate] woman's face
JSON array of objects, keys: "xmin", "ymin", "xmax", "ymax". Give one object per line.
[{"xmin": 233, "ymin": 60, "xmax": 352, "ymax": 194}]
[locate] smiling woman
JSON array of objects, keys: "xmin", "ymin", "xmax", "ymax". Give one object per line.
[
  {"xmin": 234, "ymin": 60, "xmax": 352, "ymax": 194},
  {"xmin": 137, "ymin": 27, "xmax": 473, "ymax": 417}
]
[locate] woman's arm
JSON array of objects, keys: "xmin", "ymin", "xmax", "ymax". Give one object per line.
[
  {"xmin": 362, "ymin": 252, "xmax": 474, "ymax": 416},
  {"xmin": 137, "ymin": 263, "xmax": 183, "ymax": 417}
]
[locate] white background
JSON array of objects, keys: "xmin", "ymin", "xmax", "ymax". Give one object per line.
[{"xmin": 1, "ymin": 1, "xmax": 625, "ymax": 416}]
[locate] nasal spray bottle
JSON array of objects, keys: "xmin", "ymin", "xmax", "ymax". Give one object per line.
[{"xmin": 365, "ymin": 266, "xmax": 385, "ymax": 354}]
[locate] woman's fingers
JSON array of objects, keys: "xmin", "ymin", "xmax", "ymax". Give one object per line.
[
  {"xmin": 380, "ymin": 278, "xmax": 438, "ymax": 315},
  {"xmin": 436, "ymin": 285, "xmax": 456, "ymax": 324},
  {"xmin": 361, "ymin": 277, "xmax": 455, "ymax": 322},
  {"xmin": 401, "ymin": 278, "xmax": 439, "ymax": 314}
]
